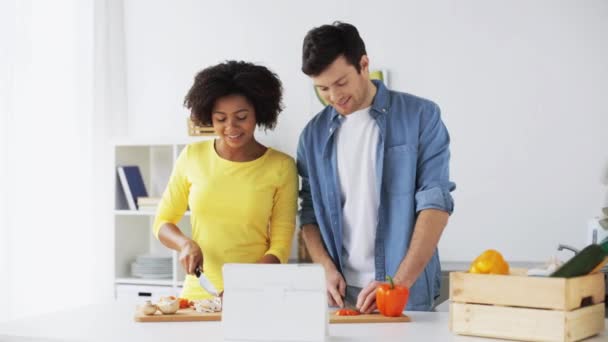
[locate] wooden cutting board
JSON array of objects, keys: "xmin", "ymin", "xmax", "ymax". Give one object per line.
[
  {"xmin": 330, "ymin": 311, "xmax": 411, "ymax": 324},
  {"xmin": 134, "ymin": 308, "xmax": 221, "ymax": 322},
  {"xmin": 134, "ymin": 308, "xmax": 410, "ymax": 324}
]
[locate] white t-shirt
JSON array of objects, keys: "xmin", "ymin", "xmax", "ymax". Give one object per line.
[{"xmin": 335, "ymin": 106, "xmax": 379, "ymax": 288}]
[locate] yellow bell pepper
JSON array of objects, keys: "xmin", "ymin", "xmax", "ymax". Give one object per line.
[{"xmin": 469, "ymin": 249, "xmax": 510, "ymax": 275}]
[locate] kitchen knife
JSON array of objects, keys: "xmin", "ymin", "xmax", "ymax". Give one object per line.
[
  {"xmin": 342, "ymin": 287, "xmax": 360, "ymax": 312},
  {"xmin": 195, "ymin": 266, "xmax": 220, "ymax": 297},
  {"xmin": 343, "ymin": 298, "xmax": 360, "ymax": 312}
]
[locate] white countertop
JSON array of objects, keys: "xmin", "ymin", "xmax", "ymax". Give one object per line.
[{"xmin": 0, "ymin": 301, "xmax": 606, "ymax": 342}]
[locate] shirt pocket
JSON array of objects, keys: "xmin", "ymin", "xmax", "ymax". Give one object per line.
[{"xmin": 384, "ymin": 144, "xmax": 417, "ymax": 195}]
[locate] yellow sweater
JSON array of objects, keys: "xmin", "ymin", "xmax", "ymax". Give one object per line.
[{"xmin": 153, "ymin": 140, "xmax": 297, "ymax": 299}]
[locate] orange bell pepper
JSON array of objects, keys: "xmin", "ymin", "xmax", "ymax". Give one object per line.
[
  {"xmin": 376, "ymin": 275, "xmax": 409, "ymax": 317},
  {"xmin": 469, "ymin": 249, "xmax": 510, "ymax": 275}
]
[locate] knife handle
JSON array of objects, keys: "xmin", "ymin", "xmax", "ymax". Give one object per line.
[{"xmin": 194, "ymin": 266, "xmax": 201, "ymax": 278}]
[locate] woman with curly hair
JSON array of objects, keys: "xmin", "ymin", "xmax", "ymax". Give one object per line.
[{"xmin": 153, "ymin": 61, "xmax": 297, "ymax": 300}]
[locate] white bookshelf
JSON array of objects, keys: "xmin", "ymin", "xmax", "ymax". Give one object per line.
[
  {"xmin": 114, "ymin": 210, "xmax": 191, "ymax": 216},
  {"xmin": 115, "ymin": 277, "xmax": 177, "ymax": 286},
  {"xmin": 112, "ymin": 137, "xmax": 213, "ymax": 301}
]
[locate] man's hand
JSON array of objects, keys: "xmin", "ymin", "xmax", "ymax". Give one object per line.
[
  {"xmin": 325, "ymin": 266, "xmax": 346, "ymax": 308},
  {"xmin": 178, "ymin": 239, "xmax": 203, "ymax": 275},
  {"xmin": 356, "ymin": 280, "xmax": 382, "ymax": 314},
  {"xmin": 300, "ymin": 224, "xmax": 347, "ymax": 307}
]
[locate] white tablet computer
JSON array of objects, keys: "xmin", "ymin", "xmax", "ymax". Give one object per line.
[{"xmin": 222, "ymin": 263, "xmax": 328, "ymax": 342}]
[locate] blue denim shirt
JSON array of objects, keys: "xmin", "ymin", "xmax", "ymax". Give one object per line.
[{"xmin": 297, "ymin": 80, "xmax": 455, "ymax": 311}]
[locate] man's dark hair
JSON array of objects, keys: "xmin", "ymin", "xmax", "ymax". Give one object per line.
[
  {"xmin": 301, "ymin": 21, "xmax": 367, "ymax": 76},
  {"xmin": 184, "ymin": 60, "xmax": 283, "ymax": 130}
]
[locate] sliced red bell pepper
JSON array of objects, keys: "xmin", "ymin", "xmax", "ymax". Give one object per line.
[{"xmin": 335, "ymin": 308, "xmax": 360, "ymax": 316}]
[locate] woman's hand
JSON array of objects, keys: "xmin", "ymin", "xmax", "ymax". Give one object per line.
[
  {"xmin": 257, "ymin": 253, "xmax": 280, "ymax": 264},
  {"xmin": 178, "ymin": 239, "xmax": 203, "ymax": 275}
]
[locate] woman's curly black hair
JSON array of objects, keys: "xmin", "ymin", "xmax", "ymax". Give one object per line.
[{"xmin": 184, "ymin": 61, "xmax": 284, "ymax": 130}]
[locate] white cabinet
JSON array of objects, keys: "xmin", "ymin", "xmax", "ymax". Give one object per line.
[
  {"xmin": 115, "ymin": 284, "xmax": 178, "ymax": 304},
  {"xmin": 112, "ymin": 137, "xmax": 213, "ymax": 299}
]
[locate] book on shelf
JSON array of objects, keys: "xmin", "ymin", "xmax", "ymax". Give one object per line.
[
  {"xmin": 117, "ymin": 165, "xmax": 148, "ymax": 210},
  {"xmin": 137, "ymin": 197, "xmax": 161, "ymax": 206},
  {"xmin": 137, "ymin": 205, "xmax": 158, "ymax": 212}
]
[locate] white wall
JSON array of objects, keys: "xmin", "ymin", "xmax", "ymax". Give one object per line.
[
  {"xmin": 6, "ymin": 0, "xmax": 98, "ymax": 319},
  {"xmin": 0, "ymin": 0, "xmax": 14, "ymax": 324},
  {"xmin": 0, "ymin": 0, "xmax": 124, "ymax": 321},
  {"xmin": 122, "ymin": 0, "xmax": 608, "ymax": 262}
]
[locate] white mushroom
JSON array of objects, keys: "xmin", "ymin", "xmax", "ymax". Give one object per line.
[
  {"xmin": 139, "ymin": 300, "xmax": 158, "ymax": 315},
  {"xmin": 156, "ymin": 297, "xmax": 179, "ymax": 314}
]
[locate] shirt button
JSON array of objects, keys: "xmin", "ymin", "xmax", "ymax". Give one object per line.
[{"xmin": 382, "ymin": 108, "xmax": 387, "ymax": 112}]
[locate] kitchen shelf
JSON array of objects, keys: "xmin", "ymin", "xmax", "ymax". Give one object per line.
[
  {"xmin": 112, "ymin": 139, "xmax": 204, "ymax": 302},
  {"xmin": 115, "ymin": 278, "xmax": 174, "ymax": 286},
  {"xmin": 113, "ymin": 210, "xmax": 191, "ymax": 216},
  {"xmin": 111, "ymin": 136, "xmax": 213, "ymax": 147}
]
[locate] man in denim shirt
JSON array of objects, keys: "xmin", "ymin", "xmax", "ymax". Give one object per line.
[{"xmin": 298, "ymin": 22, "xmax": 456, "ymax": 312}]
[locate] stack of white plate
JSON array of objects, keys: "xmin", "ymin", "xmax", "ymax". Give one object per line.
[{"xmin": 131, "ymin": 254, "xmax": 172, "ymax": 279}]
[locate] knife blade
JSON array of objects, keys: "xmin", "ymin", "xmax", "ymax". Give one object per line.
[
  {"xmin": 195, "ymin": 266, "xmax": 220, "ymax": 297},
  {"xmin": 342, "ymin": 297, "xmax": 360, "ymax": 311}
]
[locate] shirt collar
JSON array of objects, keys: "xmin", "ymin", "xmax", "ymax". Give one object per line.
[
  {"xmin": 328, "ymin": 79, "xmax": 390, "ymax": 123},
  {"xmin": 370, "ymin": 79, "xmax": 390, "ymax": 115}
]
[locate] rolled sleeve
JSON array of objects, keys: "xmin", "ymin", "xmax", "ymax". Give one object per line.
[
  {"xmin": 415, "ymin": 102, "xmax": 456, "ymax": 215},
  {"xmin": 415, "ymin": 186, "xmax": 455, "ymax": 214}
]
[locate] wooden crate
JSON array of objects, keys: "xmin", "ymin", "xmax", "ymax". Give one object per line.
[
  {"xmin": 187, "ymin": 118, "xmax": 215, "ymax": 136},
  {"xmin": 449, "ymin": 270, "xmax": 606, "ymax": 342}
]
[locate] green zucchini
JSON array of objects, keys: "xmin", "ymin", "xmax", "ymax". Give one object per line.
[{"xmin": 550, "ymin": 243, "xmax": 607, "ymax": 278}]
